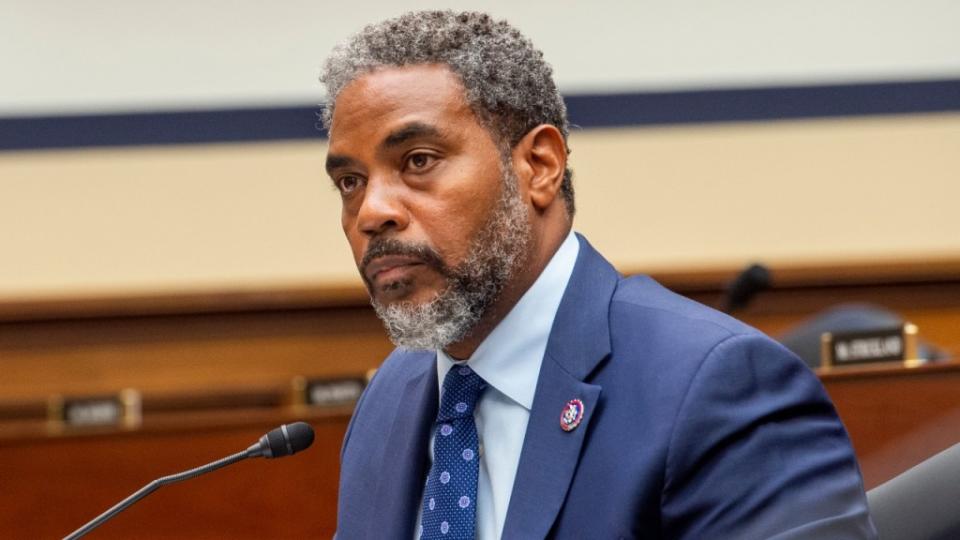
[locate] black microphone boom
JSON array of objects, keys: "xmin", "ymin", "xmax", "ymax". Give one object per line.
[
  {"xmin": 721, "ymin": 263, "xmax": 771, "ymax": 313},
  {"xmin": 63, "ymin": 422, "xmax": 315, "ymax": 540}
]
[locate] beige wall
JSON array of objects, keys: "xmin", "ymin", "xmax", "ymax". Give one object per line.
[
  {"xmin": 573, "ymin": 113, "xmax": 960, "ymax": 270},
  {"xmin": 2, "ymin": 112, "xmax": 959, "ymax": 300},
  {"xmin": 5, "ymin": 1, "xmax": 958, "ymax": 115}
]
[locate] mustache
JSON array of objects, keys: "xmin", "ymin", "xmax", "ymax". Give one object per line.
[{"xmin": 360, "ymin": 238, "xmax": 450, "ymax": 278}]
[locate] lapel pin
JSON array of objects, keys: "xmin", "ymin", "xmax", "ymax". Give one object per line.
[{"xmin": 560, "ymin": 398, "xmax": 585, "ymax": 432}]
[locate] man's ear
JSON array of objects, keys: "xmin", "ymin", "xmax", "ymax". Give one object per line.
[{"xmin": 512, "ymin": 124, "xmax": 566, "ymax": 211}]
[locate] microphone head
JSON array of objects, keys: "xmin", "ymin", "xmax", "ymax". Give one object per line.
[
  {"xmin": 251, "ymin": 422, "xmax": 315, "ymax": 459},
  {"xmin": 723, "ymin": 263, "xmax": 771, "ymax": 313}
]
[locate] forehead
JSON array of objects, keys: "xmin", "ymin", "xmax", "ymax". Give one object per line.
[{"xmin": 328, "ymin": 64, "xmax": 479, "ymax": 151}]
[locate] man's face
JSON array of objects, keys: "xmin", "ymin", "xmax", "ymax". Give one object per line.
[{"xmin": 326, "ymin": 64, "xmax": 531, "ymax": 349}]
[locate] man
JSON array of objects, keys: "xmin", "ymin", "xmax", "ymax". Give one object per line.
[{"xmin": 322, "ymin": 11, "xmax": 875, "ymax": 539}]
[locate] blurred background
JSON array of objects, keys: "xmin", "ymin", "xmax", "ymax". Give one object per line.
[{"xmin": 1, "ymin": 1, "xmax": 958, "ymax": 537}]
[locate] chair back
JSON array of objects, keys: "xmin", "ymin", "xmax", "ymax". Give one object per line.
[{"xmin": 867, "ymin": 443, "xmax": 960, "ymax": 540}]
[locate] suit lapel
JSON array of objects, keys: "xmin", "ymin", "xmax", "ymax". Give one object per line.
[
  {"xmin": 365, "ymin": 353, "xmax": 438, "ymax": 538},
  {"xmin": 501, "ymin": 235, "xmax": 620, "ymax": 538},
  {"xmin": 501, "ymin": 357, "xmax": 602, "ymax": 538}
]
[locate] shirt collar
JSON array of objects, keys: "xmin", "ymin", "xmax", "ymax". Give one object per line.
[{"xmin": 437, "ymin": 230, "xmax": 580, "ymax": 410}]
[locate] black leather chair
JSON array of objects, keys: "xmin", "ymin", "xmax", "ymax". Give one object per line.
[{"xmin": 867, "ymin": 443, "xmax": 960, "ymax": 540}]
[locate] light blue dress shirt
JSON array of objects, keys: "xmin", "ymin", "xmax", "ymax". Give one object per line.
[{"xmin": 418, "ymin": 231, "xmax": 579, "ymax": 539}]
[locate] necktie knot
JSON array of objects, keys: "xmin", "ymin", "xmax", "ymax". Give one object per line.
[{"xmin": 437, "ymin": 365, "xmax": 486, "ymax": 422}]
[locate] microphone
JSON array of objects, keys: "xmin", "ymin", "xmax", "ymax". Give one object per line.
[
  {"xmin": 64, "ymin": 422, "xmax": 315, "ymax": 540},
  {"xmin": 721, "ymin": 263, "xmax": 771, "ymax": 313},
  {"xmin": 247, "ymin": 421, "xmax": 315, "ymax": 458}
]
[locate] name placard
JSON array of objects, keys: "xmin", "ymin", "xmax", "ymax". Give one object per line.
[
  {"xmin": 47, "ymin": 389, "xmax": 142, "ymax": 431},
  {"xmin": 290, "ymin": 376, "xmax": 366, "ymax": 408},
  {"xmin": 821, "ymin": 323, "xmax": 919, "ymax": 367}
]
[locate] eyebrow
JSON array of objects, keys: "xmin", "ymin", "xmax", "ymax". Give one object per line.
[
  {"xmin": 381, "ymin": 122, "xmax": 443, "ymax": 149},
  {"xmin": 325, "ymin": 122, "xmax": 445, "ymax": 175},
  {"xmin": 325, "ymin": 154, "xmax": 361, "ymax": 175}
]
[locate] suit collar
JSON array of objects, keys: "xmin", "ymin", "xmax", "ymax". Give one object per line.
[
  {"xmin": 502, "ymin": 234, "xmax": 620, "ymax": 538},
  {"xmin": 544, "ymin": 233, "xmax": 619, "ymax": 380}
]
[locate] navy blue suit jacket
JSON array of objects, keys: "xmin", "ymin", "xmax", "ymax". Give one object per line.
[{"xmin": 337, "ymin": 235, "xmax": 876, "ymax": 538}]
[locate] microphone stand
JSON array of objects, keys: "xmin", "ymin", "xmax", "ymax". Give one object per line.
[
  {"xmin": 64, "ymin": 448, "xmax": 254, "ymax": 540},
  {"xmin": 62, "ymin": 421, "xmax": 313, "ymax": 539}
]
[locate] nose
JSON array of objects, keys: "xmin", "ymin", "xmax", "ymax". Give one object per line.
[{"xmin": 356, "ymin": 176, "xmax": 409, "ymax": 236}]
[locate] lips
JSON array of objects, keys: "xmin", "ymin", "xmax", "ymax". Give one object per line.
[{"xmin": 363, "ymin": 255, "xmax": 425, "ymax": 284}]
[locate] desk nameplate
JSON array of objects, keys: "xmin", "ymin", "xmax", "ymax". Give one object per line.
[
  {"xmin": 821, "ymin": 323, "xmax": 920, "ymax": 368},
  {"xmin": 290, "ymin": 375, "xmax": 367, "ymax": 409},
  {"xmin": 47, "ymin": 389, "xmax": 141, "ymax": 432}
]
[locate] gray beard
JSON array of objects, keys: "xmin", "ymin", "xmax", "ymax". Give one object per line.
[{"xmin": 370, "ymin": 170, "xmax": 531, "ymax": 351}]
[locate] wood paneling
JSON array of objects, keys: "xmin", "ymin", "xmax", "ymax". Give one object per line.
[
  {"xmin": 681, "ymin": 278, "xmax": 960, "ymax": 357},
  {"xmin": 1, "ymin": 259, "xmax": 958, "ymax": 537},
  {"xmin": 0, "ymin": 305, "xmax": 391, "ymax": 402},
  {"xmin": 1, "ymin": 364, "xmax": 956, "ymax": 538},
  {"xmin": 819, "ymin": 362, "xmax": 960, "ymax": 489},
  {"xmin": 0, "ymin": 408, "xmax": 349, "ymax": 539},
  {"xmin": 2, "ymin": 259, "xmax": 958, "ymax": 405}
]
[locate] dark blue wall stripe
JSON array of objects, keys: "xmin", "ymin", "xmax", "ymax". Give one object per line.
[
  {"xmin": 2, "ymin": 78, "xmax": 958, "ymax": 152},
  {"xmin": 0, "ymin": 106, "xmax": 324, "ymax": 152},
  {"xmin": 566, "ymin": 78, "xmax": 960, "ymax": 128}
]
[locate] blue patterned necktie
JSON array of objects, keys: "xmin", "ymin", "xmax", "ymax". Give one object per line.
[{"xmin": 420, "ymin": 365, "xmax": 487, "ymax": 539}]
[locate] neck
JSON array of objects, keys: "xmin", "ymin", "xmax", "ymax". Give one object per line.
[{"xmin": 443, "ymin": 223, "xmax": 571, "ymax": 360}]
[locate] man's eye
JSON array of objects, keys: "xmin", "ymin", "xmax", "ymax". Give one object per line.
[
  {"xmin": 338, "ymin": 175, "xmax": 362, "ymax": 193},
  {"xmin": 406, "ymin": 153, "xmax": 435, "ymax": 170}
]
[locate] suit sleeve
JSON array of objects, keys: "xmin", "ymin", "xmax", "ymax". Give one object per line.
[{"xmin": 660, "ymin": 333, "xmax": 877, "ymax": 539}]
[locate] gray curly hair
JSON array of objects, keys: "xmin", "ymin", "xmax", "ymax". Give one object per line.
[{"xmin": 320, "ymin": 10, "xmax": 575, "ymax": 215}]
